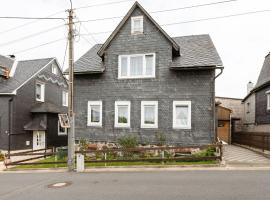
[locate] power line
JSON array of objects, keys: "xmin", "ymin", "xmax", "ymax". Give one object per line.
[
  {"xmin": 78, "ymin": 0, "xmax": 239, "ymax": 23},
  {"xmin": 79, "ymin": 9, "xmax": 270, "ymax": 36},
  {"xmin": 0, "ymin": 16, "xmax": 66, "ymax": 20},
  {"xmin": 12, "ymin": 37, "xmax": 66, "ymax": 54},
  {"xmin": 0, "ymin": 24, "xmax": 65, "ymax": 47},
  {"xmin": 75, "ymin": 0, "xmax": 134, "ymax": 10},
  {"xmin": 0, "ymin": 10, "xmax": 66, "ymax": 35}
]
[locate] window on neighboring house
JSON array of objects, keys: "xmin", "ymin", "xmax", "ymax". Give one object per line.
[
  {"xmin": 58, "ymin": 120, "xmax": 67, "ymax": 135},
  {"xmin": 87, "ymin": 101, "xmax": 102, "ymax": 127},
  {"xmin": 118, "ymin": 53, "xmax": 155, "ymax": 79},
  {"xmin": 36, "ymin": 82, "xmax": 45, "ymax": 102},
  {"xmin": 141, "ymin": 101, "xmax": 158, "ymax": 128},
  {"xmin": 173, "ymin": 101, "xmax": 191, "ymax": 129},
  {"xmin": 131, "ymin": 16, "xmax": 143, "ymax": 34},
  {"xmin": 246, "ymin": 102, "xmax": 250, "ymax": 113},
  {"xmin": 62, "ymin": 91, "xmax": 68, "ymax": 107},
  {"xmin": 52, "ymin": 64, "xmax": 58, "ymax": 75},
  {"xmin": 266, "ymin": 91, "xmax": 270, "ymax": 110},
  {"xmin": 115, "ymin": 101, "xmax": 130, "ymax": 128}
]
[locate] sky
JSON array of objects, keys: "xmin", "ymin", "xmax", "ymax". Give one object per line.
[{"xmin": 0, "ymin": 0, "xmax": 270, "ymax": 99}]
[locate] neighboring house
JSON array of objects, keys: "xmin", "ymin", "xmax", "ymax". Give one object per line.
[
  {"xmin": 68, "ymin": 2, "xmax": 223, "ymax": 145},
  {"xmin": 242, "ymin": 52, "xmax": 270, "ymax": 133},
  {"xmin": 215, "ymin": 96, "xmax": 244, "ymax": 133},
  {"xmin": 0, "ymin": 55, "xmax": 68, "ymax": 150}
]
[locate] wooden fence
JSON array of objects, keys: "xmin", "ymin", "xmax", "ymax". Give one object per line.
[
  {"xmin": 232, "ymin": 132, "xmax": 270, "ymax": 151},
  {"xmin": 4, "ymin": 144, "xmax": 223, "ymax": 166}
]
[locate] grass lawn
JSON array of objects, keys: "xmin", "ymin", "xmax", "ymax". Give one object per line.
[{"xmin": 13, "ymin": 156, "xmax": 218, "ymax": 169}]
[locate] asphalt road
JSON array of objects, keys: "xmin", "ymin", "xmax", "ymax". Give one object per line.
[{"xmin": 0, "ymin": 170, "xmax": 270, "ymax": 200}]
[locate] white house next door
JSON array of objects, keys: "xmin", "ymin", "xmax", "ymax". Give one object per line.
[{"xmin": 33, "ymin": 131, "xmax": 46, "ymax": 150}]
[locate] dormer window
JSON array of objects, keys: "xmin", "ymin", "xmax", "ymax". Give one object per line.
[{"xmin": 131, "ymin": 16, "xmax": 143, "ymax": 34}]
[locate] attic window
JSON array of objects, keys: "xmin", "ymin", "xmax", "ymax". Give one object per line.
[
  {"xmin": 52, "ymin": 64, "xmax": 58, "ymax": 75},
  {"xmin": 131, "ymin": 16, "xmax": 143, "ymax": 34}
]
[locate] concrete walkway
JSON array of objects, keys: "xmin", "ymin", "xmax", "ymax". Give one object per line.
[{"xmin": 223, "ymin": 145, "xmax": 270, "ymax": 166}]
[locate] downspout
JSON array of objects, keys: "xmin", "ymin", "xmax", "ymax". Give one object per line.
[
  {"xmin": 8, "ymin": 97, "xmax": 13, "ymax": 156},
  {"xmin": 213, "ymin": 67, "xmax": 224, "ymax": 143}
]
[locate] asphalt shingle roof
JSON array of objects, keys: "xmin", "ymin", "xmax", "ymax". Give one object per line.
[
  {"xmin": 0, "ymin": 57, "xmax": 54, "ymax": 93},
  {"xmin": 171, "ymin": 34, "xmax": 222, "ymax": 68},
  {"xmin": 71, "ymin": 34, "xmax": 222, "ymax": 74},
  {"xmin": 255, "ymin": 53, "xmax": 270, "ymax": 89}
]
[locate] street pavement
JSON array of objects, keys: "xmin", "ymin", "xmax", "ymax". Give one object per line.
[{"xmin": 0, "ymin": 170, "xmax": 270, "ymax": 200}]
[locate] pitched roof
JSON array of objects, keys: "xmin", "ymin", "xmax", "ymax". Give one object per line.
[
  {"xmin": 170, "ymin": 35, "xmax": 222, "ymax": 69},
  {"xmin": 0, "ymin": 57, "xmax": 54, "ymax": 94},
  {"xmin": 97, "ymin": 1, "xmax": 180, "ymax": 57},
  {"xmin": 72, "ymin": 44, "xmax": 104, "ymax": 74},
  {"xmin": 0, "ymin": 55, "xmax": 14, "ymax": 70},
  {"xmin": 255, "ymin": 53, "xmax": 270, "ymax": 89}
]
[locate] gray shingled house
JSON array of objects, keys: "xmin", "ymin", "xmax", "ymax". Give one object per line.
[
  {"xmin": 0, "ymin": 55, "xmax": 68, "ymax": 150},
  {"xmin": 69, "ymin": 2, "xmax": 223, "ymax": 145},
  {"xmin": 242, "ymin": 52, "xmax": 270, "ymax": 133}
]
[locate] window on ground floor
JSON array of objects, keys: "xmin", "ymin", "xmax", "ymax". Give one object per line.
[
  {"xmin": 87, "ymin": 101, "xmax": 102, "ymax": 127},
  {"xmin": 115, "ymin": 101, "xmax": 130, "ymax": 128},
  {"xmin": 141, "ymin": 101, "xmax": 158, "ymax": 128},
  {"xmin": 173, "ymin": 101, "xmax": 191, "ymax": 129}
]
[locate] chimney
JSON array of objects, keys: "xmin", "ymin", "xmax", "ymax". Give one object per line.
[
  {"xmin": 247, "ymin": 81, "xmax": 254, "ymax": 94},
  {"xmin": 8, "ymin": 55, "xmax": 15, "ymax": 59}
]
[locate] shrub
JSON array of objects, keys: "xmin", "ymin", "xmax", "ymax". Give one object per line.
[
  {"xmin": 118, "ymin": 135, "xmax": 138, "ymax": 149},
  {"xmin": 155, "ymin": 132, "xmax": 166, "ymax": 146},
  {"xmin": 193, "ymin": 147, "xmax": 216, "ymax": 157},
  {"xmin": 78, "ymin": 138, "xmax": 89, "ymax": 151}
]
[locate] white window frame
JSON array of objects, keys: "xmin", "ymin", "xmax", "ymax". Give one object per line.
[
  {"xmin": 115, "ymin": 101, "xmax": 131, "ymax": 128},
  {"xmin": 131, "ymin": 16, "xmax": 143, "ymax": 34},
  {"xmin": 118, "ymin": 53, "xmax": 155, "ymax": 79},
  {"xmin": 87, "ymin": 101, "xmax": 102, "ymax": 127},
  {"xmin": 141, "ymin": 101, "xmax": 158, "ymax": 128},
  {"xmin": 266, "ymin": 90, "xmax": 270, "ymax": 110},
  {"xmin": 51, "ymin": 64, "xmax": 58, "ymax": 75},
  {"xmin": 58, "ymin": 120, "xmax": 67, "ymax": 136},
  {"xmin": 173, "ymin": 101, "xmax": 192, "ymax": 129},
  {"xmin": 62, "ymin": 91, "xmax": 68, "ymax": 107},
  {"xmin": 36, "ymin": 82, "xmax": 45, "ymax": 102}
]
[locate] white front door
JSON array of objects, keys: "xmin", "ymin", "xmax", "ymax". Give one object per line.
[{"xmin": 33, "ymin": 131, "xmax": 46, "ymax": 150}]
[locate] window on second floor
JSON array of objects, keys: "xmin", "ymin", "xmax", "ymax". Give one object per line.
[
  {"xmin": 36, "ymin": 82, "xmax": 45, "ymax": 102},
  {"xmin": 62, "ymin": 91, "xmax": 68, "ymax": 107},
  {"xmin": 118, "ymin": 53, "xmax": 155, "ymax": 79},
  {"xmin": 246, "ymin": 102, "xmax": 250, "ymax": 113},
  {"xmin": 131, "ymin": 16, "xmax": 143, "ymax": 34},
  {"xmin": 51, "ymin": 64, "xmax": 58, "ymax": 75},
  {"xmin": 266, "ymin": 91, "xmax": 270, "ymax": 110}
]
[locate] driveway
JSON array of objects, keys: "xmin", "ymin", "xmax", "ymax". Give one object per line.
[
  {"xmin": 0, "ymin": 171, "xmax": 270, "ymax": 200},
  {"xmin": 223, "ymin": 145, "xmax": 270, "ymax": 166}
]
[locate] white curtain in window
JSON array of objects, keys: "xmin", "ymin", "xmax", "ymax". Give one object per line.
[
  {"xmin": 121, "ymin": 56, "xmax": 128, "ymax": 76},
  {"xmin": 145, "ymin": 54, "xmax": 154, "ymax": 76},
  {"xmin": 130, "ymin": 56, "xmax": 143, "ymax": 76},
  {"xmin": 144, "ymin": 105, "xmax": 155, "ymax": 124},
  {"xmin": 176, "ymin": 106, "xmax": 188, "ymax": 126},
  {"xmin": 91, "ymin": 105, "xmax": 100, "ymax": 122}
]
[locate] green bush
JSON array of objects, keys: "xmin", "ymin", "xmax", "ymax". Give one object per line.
[
  {"xmin": 56, "ymin": 147, "xmax": 67, "ymax": 160},
  {"xmin": 0, "ymin": 151, "xmax": 4, "ymax": 161},
  {"xmin": 155, "ymin": 132, "xmax": 166, "ymax": 146},
  {"xmin": 194, "ymin": 147, "xmax": 216, "ymax": 157},
  {"xmin": 118, "ymin": 135, "xmax": 138, "ymax": 149},
  {"xmin": 79, "ymin": 138, "xmax": 89, "ymax": 151}
]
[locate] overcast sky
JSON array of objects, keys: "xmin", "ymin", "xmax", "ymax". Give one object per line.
[{"xmin": 0, "ymin": 0, "xmax": 270, "ymax": 99}]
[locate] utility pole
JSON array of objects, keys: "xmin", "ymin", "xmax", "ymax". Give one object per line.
[{"xmin": 67, "ymin": 7, "xmax": 75, "ymax": 172}]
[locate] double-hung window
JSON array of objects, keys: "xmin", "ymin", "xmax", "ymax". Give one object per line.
[
  {"xmin": 115, "ymin": 101, "xmax": 130, "ymax": 128},
  {"xmin": 36, "ymin": 82, "xmax": 45, "ymax": 102},
  {"xmin": 131, "ymin": 16, "xmax": 143, "ymax": 34},
  {"xmin": 62, "ymin": 91, "xmax": 68, "ymax": 107},
  {"xmin": 173, "ymin": 101, "xmax": 191, "ymax": 129},
  {"xmin": 266, "ymin": 91, "xmax": 270, "ymax": 110},
  {"xmin": 141, "ymin": 101, "xmax": 158, "ymax": 128},
  {"xmin": 119, "ymin": 53, "xmax": 155, "ymax": 79},
  {"xmin": 87, "ymin": 101, "xmax": 102, "ymax": 127}
]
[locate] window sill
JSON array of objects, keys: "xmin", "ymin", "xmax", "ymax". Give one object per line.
[
  {"xmin": 118, "ymin": 76, "xmax": 155, "ymax": 80},
  {"xmin": 173, "ymin": 126, "xmax": 191, "ymax": 130},
  {"xmin": 141, "ymin": 125, "xmax": 158, "ymax": 129},
  {"xmin": 87, "ymin": 124, "xmax": 102, "ymax": 127}
]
